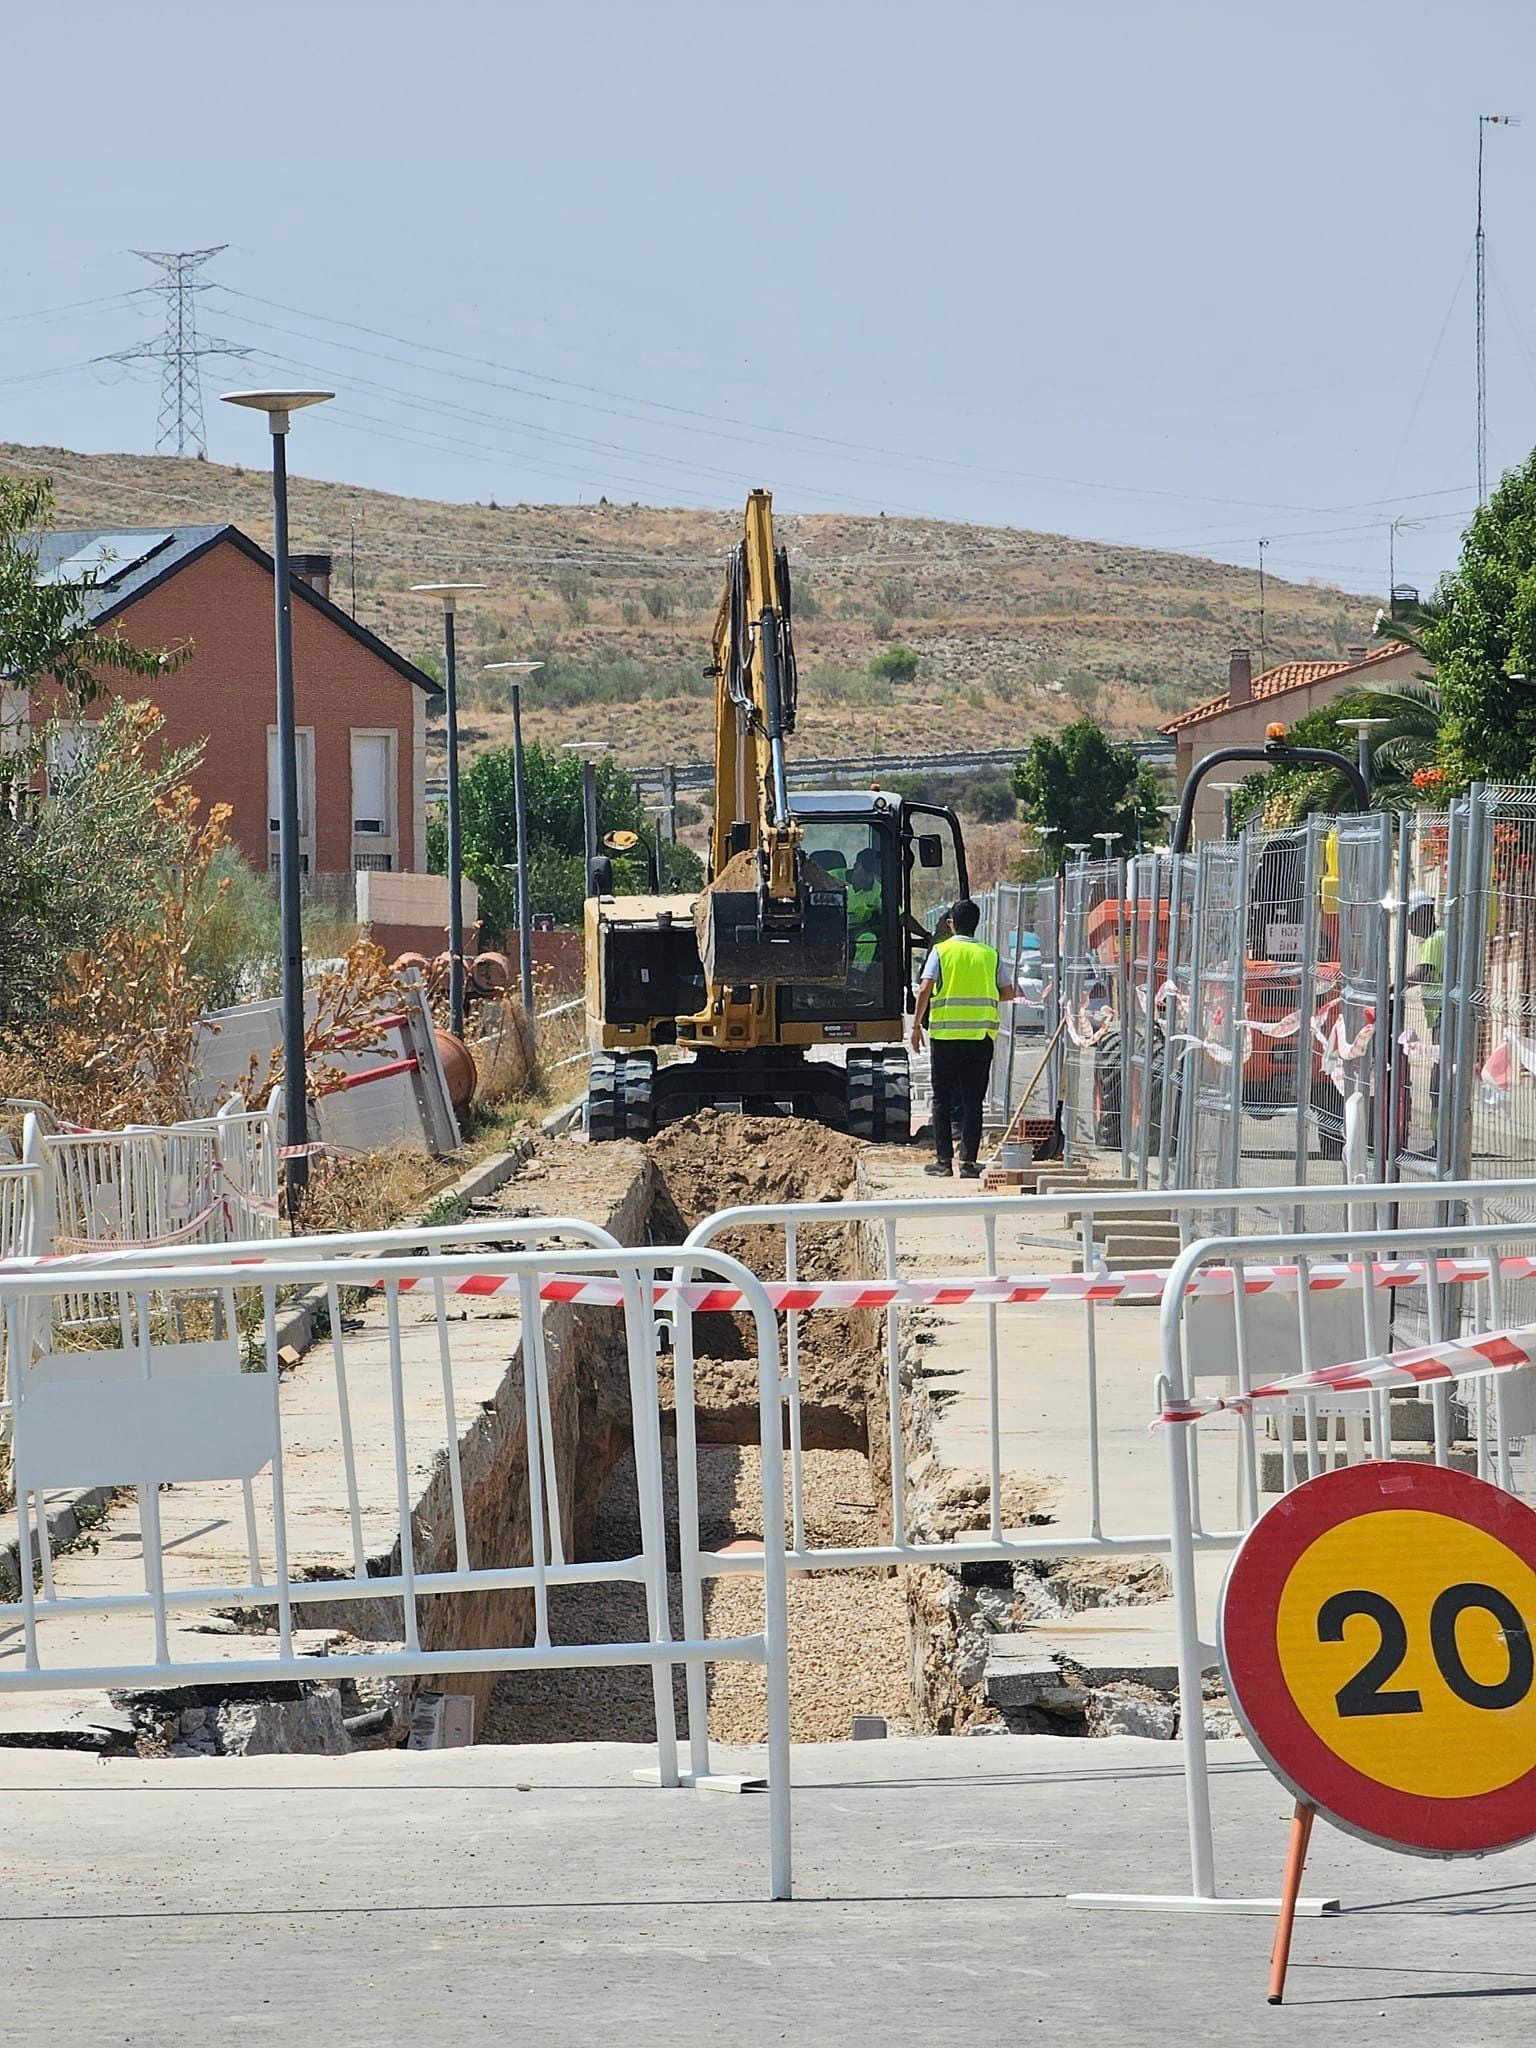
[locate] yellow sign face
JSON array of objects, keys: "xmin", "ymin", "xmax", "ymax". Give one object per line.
[
  {"xmin": 1275, "ymin": 1509, "xmax": 1536, "ymax": 1800},
  {"xmin": 1219, "ymin": 1464, "xmax": 1536, "ymax": 1855}
]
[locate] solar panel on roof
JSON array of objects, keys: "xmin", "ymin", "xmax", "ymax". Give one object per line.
[{"xmin": 38, "ymin": 532, "xmax": 175, "ymax": 587}]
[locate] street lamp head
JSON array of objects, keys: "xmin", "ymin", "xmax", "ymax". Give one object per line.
[
  {"xmin": 220, "ymin": 389, "xmax": 334, "ymax": 434},
  {"xmin": 484, "ymin": 661, "xmax": 545, "ymax": 674},
  {"xmin": 411, "ymin": 582, "xmax": 488, "ymax": 614}
]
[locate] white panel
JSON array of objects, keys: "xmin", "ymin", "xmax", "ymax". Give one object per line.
[
  {"xmin": 14, "ymin": 1375, "xmax": 277, "ymax": 1490},
  {"xmin": 30, "ymin": 1339, "xmax": 241, "ymax": 1385}
]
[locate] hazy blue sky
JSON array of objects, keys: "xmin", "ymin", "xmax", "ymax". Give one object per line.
[{"xmin": 6, "ymin": 0, "xmax": 1536, "ymax": 596}]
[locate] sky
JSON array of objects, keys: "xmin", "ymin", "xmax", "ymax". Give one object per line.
[{"xmin": 5, "ymin": 0, "xmax": 1536, "ymax": 599}]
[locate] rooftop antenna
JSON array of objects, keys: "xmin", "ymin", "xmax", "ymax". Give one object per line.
[
  {"xmin": 101, "ymin": 247, "xmax": 251, "ymax": 457},
  {"xmin": 1477, "ymin": 116, "xmax": 1519, "ymax": 506}
]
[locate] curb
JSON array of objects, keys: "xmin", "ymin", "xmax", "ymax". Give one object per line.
[{"xmin": 0, "ymin": 1484, "xmax": 115, "ymax": 1600}]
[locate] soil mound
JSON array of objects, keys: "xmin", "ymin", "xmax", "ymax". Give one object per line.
[{"xmin": 647, "ymin": 1110, "xmax": 860, "ymax": 1227}]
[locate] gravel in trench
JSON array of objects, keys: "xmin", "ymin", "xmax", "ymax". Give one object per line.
[{"xmin": 483, "ymin": 1440, "xmax": 911, "ymax": 1745}]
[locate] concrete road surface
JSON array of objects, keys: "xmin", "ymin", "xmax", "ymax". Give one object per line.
[{"xmin": 6, "ymin": 1735, "xmax": 1535, "ymax": 2045}]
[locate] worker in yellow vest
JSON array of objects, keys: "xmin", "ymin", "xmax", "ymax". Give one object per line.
[{"xmin": 910, "ymin": 899, "xmax": 1016, "ymax": 1177}]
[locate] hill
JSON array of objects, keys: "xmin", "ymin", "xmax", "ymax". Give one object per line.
[{"xmin": 4, "ymin": 441, "xmax": 1381, "ymax": 773}]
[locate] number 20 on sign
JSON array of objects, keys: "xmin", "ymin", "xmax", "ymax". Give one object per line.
[{"xmin": 1219, "ymin": 1461, "xmax": 1536, "ymax": 1857}]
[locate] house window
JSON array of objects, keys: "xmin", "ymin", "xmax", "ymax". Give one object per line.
[
  {"xmin": 267, "ymin": 726, "xmax": 315, "ymax": 854},
  {"xmin": 350, "ymin": 729, "xmax": 396, "ymax": 871},
  {"xmin": 46, "ymin": 722, "xmax": 100, "ymax": 791}
]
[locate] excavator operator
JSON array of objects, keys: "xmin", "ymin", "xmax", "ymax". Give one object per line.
[{"xmin": 846, "ymin": 847, "xmax": 884, "ymax": 973}]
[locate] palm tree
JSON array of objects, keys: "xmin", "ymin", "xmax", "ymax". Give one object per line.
[{"xmin": 1359, "ymin": 677, "xmax": 1443, "ymax": 801}]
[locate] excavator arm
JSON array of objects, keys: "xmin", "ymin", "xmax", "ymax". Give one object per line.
[{"xmin": 694, "ymin": 490, "xmax": 847, "ymax": 988}]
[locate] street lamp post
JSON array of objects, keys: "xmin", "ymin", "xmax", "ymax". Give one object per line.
[
  {"xmin": 1209, "ymin": 781, "xmax": 1243, "ymax": 841},
  {"xmin": 563, "ymin": 741, "xmax": 605, "ymax": 879},
  {"xmin": 484, "ymin": 661, "xmax": 545, "ymax": 1023},
  {"xmin": 1337, "ymin": 717, "xmax": 1390, "ymax": 799},
  {"xmin": 220, "ymin": 387, "xmax": 334, "ymax": 1214},
  {"xmin": 412, "ymin": 583, "xmax": 487, "ymax": 1038}
]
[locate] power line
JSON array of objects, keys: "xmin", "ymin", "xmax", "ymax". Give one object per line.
[
  {"xmin": 213, "ymin": 284, "xmax": 1436, "ymax": 524},
  {"xmin": 100, "ymin": 247, "xmax": 250, "ymax": 457}
]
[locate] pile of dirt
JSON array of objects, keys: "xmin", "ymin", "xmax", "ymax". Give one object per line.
[{"xmin": 647, "ymin": 1111, "xmax": 861, "ymax": 1229}]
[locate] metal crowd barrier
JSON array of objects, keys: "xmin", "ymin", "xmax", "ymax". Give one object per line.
[
  {"xmin": 0, "ymin": 1231, "xmax": 793, "ymax": 1900},
  {"xmin": 666, "ymin": 1175, "xmax": 1536, "ymax": 1792},
  {"xmin": 1147, "ymin": 1206, "xmax": 1536, "ymax": 1913}
]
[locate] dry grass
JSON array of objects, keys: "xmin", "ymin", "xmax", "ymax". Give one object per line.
[
  {"xmin": 5, "ymin": 441, "xmax": 1380, "ymax": 774},
  {"xmin": 295, "ymin": 1147, "xmax": 453, "ymax": 1235}
]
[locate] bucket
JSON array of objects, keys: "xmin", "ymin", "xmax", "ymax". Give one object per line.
[{"xmin": 998, "ymin": 1139, "xmax": 1033, "ymax": 1170}]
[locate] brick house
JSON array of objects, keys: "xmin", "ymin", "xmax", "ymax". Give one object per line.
[
  {"xmin": 1162, "ymin": 641, "xmax": 1430, "ymax": 841},
  {"xmin": 14, "ymin": 525, "xmax": 435, "ymax": 877}
]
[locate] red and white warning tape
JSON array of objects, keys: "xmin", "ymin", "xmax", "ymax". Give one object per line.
[
  {"xmin": 377, "ymin": 1252, "xmax": 1536, "ymax": 1315},
  {"xmin": 1161, "ymin": 1325, "xmax": 1536, "ymax": 1423}
]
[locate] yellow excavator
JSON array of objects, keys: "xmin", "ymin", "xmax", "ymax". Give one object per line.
[{"xmin": 584, "ymin": 489, "xmax": 969, "ymax": 1140}]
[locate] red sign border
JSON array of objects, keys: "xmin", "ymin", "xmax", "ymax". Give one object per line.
[{"xmin": 1218, "ymin": 1461, "xmax": 1536, "ymax": 1857}]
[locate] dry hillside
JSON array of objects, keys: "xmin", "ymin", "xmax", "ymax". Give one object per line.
[{"xmin": 5, "ymin": 441, "xmax": 1380, "ymax": 772}]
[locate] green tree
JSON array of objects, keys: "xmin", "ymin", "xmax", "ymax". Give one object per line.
[
  {"xmin": 1010, "ymin": 717, "xmax": 1162, "ymax": 865},
  {"xmin": 868, "ymin": 643, "xmax": 919, "ymax": 684},
  {"xmin": 428, "ymin": 742, "xmax": 647, "ymax": 928},
  {"xmin": 0, "ymin": 477, "xmax": 192, "ymax": 1035},
  {"xmin": 1420, "ymin": 453, "xmax": 1536, "ymax": 783},
  {"xmin": 0, "ymin": 701, "xmax": 211, "ymax": 1037}
]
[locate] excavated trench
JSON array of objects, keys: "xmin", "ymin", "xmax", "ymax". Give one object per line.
[
  {"xmin": 486, "ymin": 1112, "xmax": 914, "ymax": 1744},
  {"xmin": 487, "ymin": 1110, "xmax": 1173, "ymax": 1747}
]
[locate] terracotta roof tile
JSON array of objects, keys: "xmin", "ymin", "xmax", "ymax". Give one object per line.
[{"xmin": 1160, "ymin": 642, "xmax": 1409, "ymax": 734}]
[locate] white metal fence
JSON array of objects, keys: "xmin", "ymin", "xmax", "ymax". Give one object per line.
[
  {"xmin": 1154, "ymin": 1204, "xmax": 1536, "ymax": 1908},
  {"xmin": 0, "ymin": 1227, "xmax": 793, "ymax": 1897}
]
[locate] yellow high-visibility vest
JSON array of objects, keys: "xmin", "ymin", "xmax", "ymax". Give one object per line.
[
  {"xmin": 927, "ymin": 936, "xmax": 1001, "ymax": 1040},
  {"xmin": 847, "ymin": 881, "xmax": 882, "ymax": 962}
]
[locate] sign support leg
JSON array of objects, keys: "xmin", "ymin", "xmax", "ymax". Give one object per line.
[{"xmin": 1267, "ymin": 1801, "xmax": 1315, "ymax": 2005}]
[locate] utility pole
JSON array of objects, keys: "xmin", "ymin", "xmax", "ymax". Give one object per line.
[
  {"xmin": 1257, "ymin": 538, "xmax": 1269, "ymax": 674},
  {"xmin": 103, "ymin": 248, "xmax": 250, "ymax": 457},
  {"xmin": 1477, "ymin": 115, "xmax": 1519, "ymax": 506}
]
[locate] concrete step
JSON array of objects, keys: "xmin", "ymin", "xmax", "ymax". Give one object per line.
[
  {"xmin": 985, "ymin": 1607, "xmax": 1216, "ymax": 1700},
  {"xmin": 1262, "ymin": 1445, "xmax": 1478, "ymax": 1490},
  {"xmin": 1264, "ymin": 1397, "xmax": 1470, "ymax": 1447}
]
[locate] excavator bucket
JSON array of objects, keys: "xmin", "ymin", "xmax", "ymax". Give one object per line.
[{"xmin": 695, "ymin": 847, "xmax": 848, "ymax": 989}]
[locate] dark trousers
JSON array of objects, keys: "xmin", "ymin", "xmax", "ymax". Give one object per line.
[{"xmin": 930, "ymin": 1036, "xmax": 994, "ymax": 1167}]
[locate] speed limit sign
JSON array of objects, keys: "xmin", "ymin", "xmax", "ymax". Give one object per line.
[{"xmin": 1219, "ymin": 1461, "xmax": 1536, "ymax": 1857}]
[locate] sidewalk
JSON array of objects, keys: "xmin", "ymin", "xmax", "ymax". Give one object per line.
[{"xmin": 859, "ymin": 1148, "xmax": 1238, "ymax": 1636}]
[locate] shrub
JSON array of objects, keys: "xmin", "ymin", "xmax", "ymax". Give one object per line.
[
  {"xmin": 642, "ymin": 585, "xmax": 675, "ymax": 621},
  {"xmin": 555, "ymin": 568, "xmax": 591, "ymax": 622},
  {"xmin": 877, "ymin": 575, "xmax": 912, "ymax": 618},
  {"xmin": 868, "ymin": 643, "xmax": 919, "ymax": 685}
]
